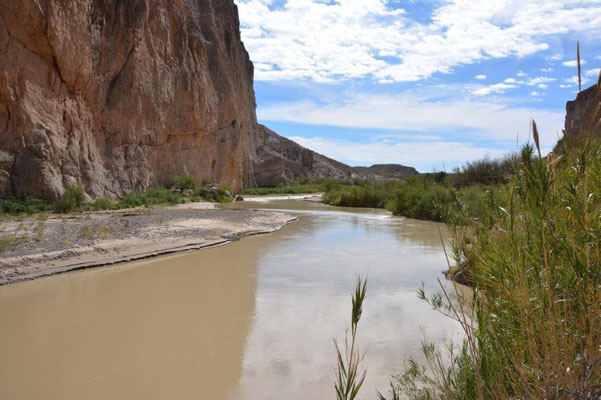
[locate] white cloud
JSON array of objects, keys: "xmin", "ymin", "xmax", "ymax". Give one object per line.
[
  {"xmin": 562, "ymin": 59, "xmax": 588, "ymax": 67},
  {"xmin": 547, "ymin": 54, "xmax": 563, "ymax": 61},
  {"xmin": 238, "ymin": 0, "xmax": 601, "ymax": 82},
  {"xmin": 526, "ymin": 76, "xmax": 556, "ymax": 86},
  {"xmin": 475, "ymin": 74, "xmax": 487, "ymax": 80},
  {"xmin": 530, "ymin": 91, "xmax": 543, "ymax": 96},
  {"xmin": 471, "ymin": 83, "xmax": 517, "ymax": 95},
  {"xmin": 541, "ymin": 67, "xmax": 554, "ymax": 72},
  {"xmin": 517, "ymin": 70, "xmax": 528, "ymax": 77},
  {"xmin": 564, "ymin": 75, "xmax": 590, "ymax": 86},
  {"xmin": 585, "ymin": 68, "xmax": 601, "ymax": 78},
  {"xmin": 258, "ymin": 89, "xmax": 564, "ymax": 148},
  {"xmin": 286, "ymin": 136, "xmax": 507, "ymax": 171},
  {"xmin": 505, "ymin": 78, "xmax": 517, "ymax": 83},
  {"xmin": 538, "ymin": 83, "xmax": 548, "ymax": 89}
]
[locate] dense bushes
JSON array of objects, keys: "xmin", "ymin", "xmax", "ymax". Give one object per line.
[
  {"xmin": 385, "ymin": 177, "xmax": 452, "ymax": 221},
  {"xmin": 171, "ymin": 174, "xmax": 197, "ymax": 192},
  {"xmin": 380, "ymin": 127, "xmax": 601, "ymax": 398},
  {"xmin": 445, "ymin": 153, "xmax": 519, "ymax": 187},
  {"xmin": 323, "ymin": 185, "xmax": 386, "ymax": 208},
  {"xmin": 0, "ymin": 197, "xmax": 53, "ymax": 215},
  {"xmin": 0, "ymin": 176, "xmax": 235, "ymax": 216},
  {"xmin": 322, "ymin": 175, "xmax": 498, "ymax": 223},
  {"xmin": 54, "ymin": 185, "xmax": 86, "ymax": 213}
]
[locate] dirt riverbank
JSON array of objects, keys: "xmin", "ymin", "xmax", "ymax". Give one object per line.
[{"xmin": 0, "ymin": 202, "xmax": 296, "ymax": 285}]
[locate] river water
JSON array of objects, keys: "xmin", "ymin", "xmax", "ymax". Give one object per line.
[{"xmin": 0, "ymin": 198, "xmax": 462, "ymax": 400}]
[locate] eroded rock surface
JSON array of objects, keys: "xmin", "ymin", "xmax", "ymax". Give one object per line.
[
  {"xmin": 254, "ymin": 124, "xmax": 353, "ymax": 186},
  {"xmin": 564, "ymin": 84, "xmax": 601, "ymax": 137},
  {"xmin": 0, "ymin": 0, "xmax": 257, "ymax": 200}
]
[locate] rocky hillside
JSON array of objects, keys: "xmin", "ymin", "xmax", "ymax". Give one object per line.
[
  {"xmin": 253, "ymin": 125, "xmax": 418, "ymax": 186},
  {"xmin": 0, "ymin": 0, "xmax": 258, "ymax": 200},
  {"xmin": 254, "ymin": 124, "xmax": 353, "ymax": 186},
  {"xmin": 351, "ymin": 164, "xmax": 419, "ymax": 180}
]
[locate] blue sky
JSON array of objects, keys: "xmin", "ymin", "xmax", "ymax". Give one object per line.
[{"xmin": 235, "ymin": 0, "xmax": 601, "ymax": 171}]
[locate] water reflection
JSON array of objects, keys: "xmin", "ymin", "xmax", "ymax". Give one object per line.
[
  {"xmin": 0, "ymin": 237, "xmax": 265, "ymax": 400},
  {"xmin": 228, "ymin": 200, "xmax": 460, "ymax": 399},
  {"xmin": 0, "ymin": 199, "xmax": 462, "ymax": 400}
]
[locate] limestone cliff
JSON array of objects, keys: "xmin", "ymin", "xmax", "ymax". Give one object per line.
[{"xmin": 0, "ymin": 0, "xmax": 257, "ymax": 200}]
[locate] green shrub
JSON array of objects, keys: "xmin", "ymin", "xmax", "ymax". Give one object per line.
[
  {"xmin": 144, "ymin": 186, "xmax": 184, "ymax": 205},
  {"xmin": 171, "ymin": 175, "xmax": 197, "ymax": 191},
  {"xmin": 117, "ymin": 192, "xmax": 146, "ymax": 209},
  {"xmin": 54, "ymin": 185, "xmax": 85, "ymax": 213},
  {"xmin": 445, "ymin": 153, "xmax": 519, "ymax": 188},
  {"xmin": 385, "ymin": 177, "xmax": 451, "ymax": 221},
  {"xmin": 0, "ymin": 197, "xmax": 52, "ymax": 215},
  {"xmin": 88, "ymin": 197, "xmax": 114, "ymax": 211},
  {"xmin": 218, "ymin": 184, "xmax": 233, "ymax": 195},
  {"xmin": 323, "ymin": 185, "xmax": 386, "ymax": 208}
]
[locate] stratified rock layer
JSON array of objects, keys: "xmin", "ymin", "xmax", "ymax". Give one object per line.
[{"xmin": 0, "ymin": 0, "xmax": 257, "ymax": 200}]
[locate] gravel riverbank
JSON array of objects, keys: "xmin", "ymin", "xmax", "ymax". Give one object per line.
[{"xmin": 0, "ymin": 202, "xmax": 296, "ymax": 285}]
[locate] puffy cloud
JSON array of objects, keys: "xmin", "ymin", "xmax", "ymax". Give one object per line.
[
  {"xmin": 237, "ymin": 0, "xmax": 601, "ymax": 82},
  {"xmin": 471, "ymin": 83, "xmax": 517, "ymax": 95},
  {"xmin": 562, "ymin": 59, "xmax": 588, "ymax": 67},
  {"xmin": 475, "ymin": 74, "xmax": 487, "ymax": 80},
  {"xmin": 526, "ymin": 76, "xmax": 556, "ymax": 86}
]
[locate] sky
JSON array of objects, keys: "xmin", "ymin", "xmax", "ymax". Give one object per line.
[{"xmin": 234, "ymin": 0, "xmax": 601, "ymax": 172}]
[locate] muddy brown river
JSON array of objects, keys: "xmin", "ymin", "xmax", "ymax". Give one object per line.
[{"xmin": 0, "ymin": 198, "xmax": 462, "ymax": 400}]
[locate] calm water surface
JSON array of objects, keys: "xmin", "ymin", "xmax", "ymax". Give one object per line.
[{"xmin": 0, "ymin": 198, "xmax": 462, "ymax": 400}]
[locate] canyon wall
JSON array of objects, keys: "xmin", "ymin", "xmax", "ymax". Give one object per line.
[
  {"xmin": 0, "ymin": 0, "xmax": 257, "ymax": 200},
  {"xmin": 564, "ymin": 84, "xmax": 600, "ymax": 137}
]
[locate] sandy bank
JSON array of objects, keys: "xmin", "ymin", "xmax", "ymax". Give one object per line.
[{"xmin": 0, "ymin": 202, "xmax": 296, "ymax": 285}]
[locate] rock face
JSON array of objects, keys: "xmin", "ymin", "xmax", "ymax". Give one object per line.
[
  {"xmin": 564, "ymin": 84, "xmax": 600, "ymax": 137},
  {"xmin": 351, "ymin": 164, "xmax": 419, "ymax": 180},
  {"xmin": 254, "ymin": 124, "xmax": 353, "ymax": 187},
  {"xmin": 0, "ymin": 0, "xmax": 257, "ymax": 200}
]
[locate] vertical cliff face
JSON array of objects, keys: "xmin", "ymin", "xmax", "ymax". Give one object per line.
[
  {"xmin": 564, "ymin": 84, "xmax": 600, "ymax": 137},
  {"xmin": 0, "ymin": 0, "xmax": 257, "ymax": 200}
]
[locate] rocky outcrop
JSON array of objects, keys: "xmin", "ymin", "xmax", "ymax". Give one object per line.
[
  {"xmin": 254, "ymin": 124, "xmax": 353, "ymax": 186},
  {"xmin": 351, "ymin": 164, "xmax": 419, "ymax": 180},
  {"xmin": 564, "ymin": 84, "xmax": 600, "ymax": 137},
  {"xmin": 0, "ymin": 0, "xmax": 257, "ymax": 200}
]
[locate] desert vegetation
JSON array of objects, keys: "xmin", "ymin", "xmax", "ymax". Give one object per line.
[
  {"xmin": 345, "ymin": 57, "xmax": 601, "ymax": 398},
  {"xmin": 0, "ymin": 175, "xmax": 233, "ymax": 217}
]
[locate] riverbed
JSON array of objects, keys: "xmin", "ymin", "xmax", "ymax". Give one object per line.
[{"xmin": 0, "ymin": 197, "xmax": 462, "ymax": 399}]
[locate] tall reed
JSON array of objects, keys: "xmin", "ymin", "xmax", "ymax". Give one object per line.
[{"xmin": 335, "ymin": 277, "xmax": 368, "ymax": 400}]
